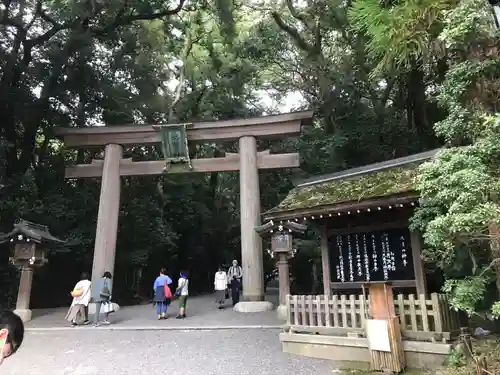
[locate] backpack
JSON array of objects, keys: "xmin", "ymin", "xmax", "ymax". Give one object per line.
[{"xmin": 100, "ymin": 279, "xmax": 111, "ymax": 298}]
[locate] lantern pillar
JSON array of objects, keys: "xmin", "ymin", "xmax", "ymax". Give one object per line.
[
  {"xmin": 276, "ymin": 252, "xmax": 291, "ymax": 320},
  {"xmin": 254, "ymin": 220, "xmax": 307, "ymax": 319},
  {"xmin": 277, "ymin": 253, "xmax": 290, "ymax": 305},
  {"xmin": 14, "ymin": 266, "xmax": 34, "ymax": 322}
]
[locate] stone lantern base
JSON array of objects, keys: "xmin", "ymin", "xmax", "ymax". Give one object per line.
[{"xmin": 276, "ymin": 304, "xmax": 288, "ymax": 321}]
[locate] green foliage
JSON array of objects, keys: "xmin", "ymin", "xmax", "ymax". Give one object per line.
[
  {"xmin": 349, "ymin": 0, "xmax": 455, "ymax": 74},
  {"xmin": 410, "ymin": 0, "xmax": 500, "ymax": 318},
  {"xmin": 442, "ymin": 277, "xmax": 489, "ymax": 316},
  {"xmin": 491, "ymin": 301, "xmax": 500, "ymax": 318},
  {"xmin": 447, "ymin": 346, "xmax": 467, "ymax": 368}
]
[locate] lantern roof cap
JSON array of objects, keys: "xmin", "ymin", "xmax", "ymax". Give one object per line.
[
  {"xmin": 255, "ymin": 220, "xmax": 307, "ymax": 236},
  {"xmin": 0, "ymin": 219, "xmax": 65, "ymax": 244}
]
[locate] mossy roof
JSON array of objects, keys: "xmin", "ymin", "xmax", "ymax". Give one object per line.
[{"xmin": 266, "ymin": 164, "xmax": 420, "ymax": 216}]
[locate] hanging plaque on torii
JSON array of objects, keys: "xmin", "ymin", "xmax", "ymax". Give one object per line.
[{"xmin": 153, "ymin": 123, "xmax": 193, "ymax": 172}]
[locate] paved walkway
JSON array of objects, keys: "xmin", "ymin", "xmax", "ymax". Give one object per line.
[
  {"xmin": 6, "ymin": 292, "xmax": 340, "ymax": 374},
  {"xmin": 2, "ymin": 329, "xmax": 338, "ymax": 375},
  {"xmin": 26, "ymin": 293, "xmax": 282, "ymax": 330}
]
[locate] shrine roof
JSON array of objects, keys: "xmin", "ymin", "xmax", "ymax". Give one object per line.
[
  {"xmin": 264, "ymin": 149, "xmax": 441, "ymax": 220},
  {"xmin": 0, "ymin": 219, "xmax": 65, "ymax": 244}
]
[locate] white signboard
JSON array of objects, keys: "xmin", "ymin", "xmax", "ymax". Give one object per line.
[{"xmin": 366, "ymin": 319, "xmax": 391, "ymax": 352}]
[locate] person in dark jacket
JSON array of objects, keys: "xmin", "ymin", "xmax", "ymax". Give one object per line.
[{"xmin": 230, "ymin": 276, "xmax": 241, "ymax": 306}]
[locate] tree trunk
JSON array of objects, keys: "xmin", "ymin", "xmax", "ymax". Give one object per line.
[
  {"xmin": 407, "ymin": 63, "xmax": 435, "ymax": 148},
  {"xmin": 488, "ymin": 224, "xmax": 500, "ymax": 298}
]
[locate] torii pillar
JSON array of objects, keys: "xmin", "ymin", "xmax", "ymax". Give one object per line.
[
  {"xmin": 239, "ymin": 136, "xmax": 264, "ymax": 301},
  {"xmin": 91, "ymin": 143, "xmax": 122, "ymax": 286},
  {"xmin": 234, "ymin": 136, "xmax": 273, "ymax": 312}
]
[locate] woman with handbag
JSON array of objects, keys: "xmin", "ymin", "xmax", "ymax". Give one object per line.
[
  {"xmin": 65, "ymin": 272, "xmax": 92, "ymax": 326},
  {"xmin": 153, "ymin": 268, "xmax": 173, "ymax": 320},
  {"xmin": 91, "ymin": 271, "xmax": 113, "ymax": 326}
]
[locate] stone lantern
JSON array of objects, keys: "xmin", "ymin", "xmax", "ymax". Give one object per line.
[
  {"xmin": 0, "ymin": 219, "xmax": 64, "ymax": 322},
  {"xmin": 255, "ymin": 220, "xmax": 307, "ymax": 320}
]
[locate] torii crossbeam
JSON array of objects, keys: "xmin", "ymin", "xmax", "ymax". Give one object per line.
[{"xmin": 54, "ymin": 111, "xmax": 313, "ymax": 308}]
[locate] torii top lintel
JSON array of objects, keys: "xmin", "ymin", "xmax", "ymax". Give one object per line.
[{"xmin": 54, "ymin": 111, "xmax": 313, "ymax": 148}]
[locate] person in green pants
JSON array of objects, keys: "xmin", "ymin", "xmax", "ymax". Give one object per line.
[{"xmin": 176, "ymin": 271, "xmax": 189, "ymax": 319}]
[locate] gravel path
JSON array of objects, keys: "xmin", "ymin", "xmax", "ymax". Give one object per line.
[
  {"xmin": 26, "ymin": 294, "xmax": 281, "ymax": 329},
  {"xmin": 2, "ymin": 329, "xmax": 337, "ymax": 375}
]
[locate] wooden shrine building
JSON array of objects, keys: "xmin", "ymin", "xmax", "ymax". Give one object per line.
[
  {"xmin": 263, "ymin": 149, "xmax": 441, "ymax": 297},
  {"xmin": 262, "ymin": 149, "xmax": 463, "ymax": 371}
]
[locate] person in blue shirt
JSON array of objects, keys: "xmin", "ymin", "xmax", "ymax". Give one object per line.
[{"xmin": 153, "ymin": 268, "xmax": 173, "ymax": 320}]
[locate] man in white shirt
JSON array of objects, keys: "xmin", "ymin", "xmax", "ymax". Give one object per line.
[
  {"xmin": 214, "ymin": 266, "xmax": 228, "ymax": 309},
  {"xmin": 227, "ymin": 260, "xmax": 242, "ymax": 281}
]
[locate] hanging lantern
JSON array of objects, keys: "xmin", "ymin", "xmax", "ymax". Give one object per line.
[{"xmin": 153, "ymin": 123, "xmax": 193, "ymax": 171}]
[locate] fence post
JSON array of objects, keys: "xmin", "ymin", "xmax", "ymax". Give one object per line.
[
  {"xmin": 459, "ymin": 327, "xmax": 473, "ymax": 363},
  {"xmin": 325, "ymin": 294, "xmax": 332, "ymax": 327},
  {"xmin": 430, "ymin": 293, "xmax": 443, "ymax": 332},
  {"xmin": 286, "ymin": 294, "xmax": 291, "ymax": 326}
]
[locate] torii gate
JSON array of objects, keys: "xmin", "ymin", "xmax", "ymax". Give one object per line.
[{"xmin": 54, "ymin": 111, "xmax": 312, "ymax": 309}]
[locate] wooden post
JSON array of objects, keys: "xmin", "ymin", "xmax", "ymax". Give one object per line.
[
  {"xmin": 320, "ymin": 224, "xmax": 331, "ymax": 296},
  {"xmin": 91, "ymin": 143, "xmax": 122, "ymax": 286},
  {"xmin": 458, "ymin": 327, "xmax": 475, "ymax": 365},
  {"xmin": 410, "ymin": 230, "xmax": 427, "ymax": 296},
  {"xmin": 14, "ymin": 266, "xmax": 34, "ymax": 322},
  {"xmin": 366, "ymin": 283, "xmax": 405, "ymax": 373},
  {"xmin": 239, "ymin": 136, "xmax": 264, "ymax": 301},
  {"xmin": 277, "ymin": 253, "xmax": 290, "ymax": 305}
]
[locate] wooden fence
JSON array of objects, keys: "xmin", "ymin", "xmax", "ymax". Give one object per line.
[{"xmin": 285, "ymin": 293, "xmax": 461, "ymax": 342}]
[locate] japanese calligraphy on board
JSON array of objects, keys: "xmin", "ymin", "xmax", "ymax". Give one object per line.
[{"xmin": 328, "ymin": 228, "xmax": 414, "ymax": 283}]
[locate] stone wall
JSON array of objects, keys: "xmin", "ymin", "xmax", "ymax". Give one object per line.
[{"xmin": 280, "ymin": 333, "xmax": 451, "ymax": 370}]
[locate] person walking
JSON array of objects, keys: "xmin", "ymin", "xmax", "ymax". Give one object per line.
[
  {"xmin": 91, "ymin": 271, "xmax": 113, "ymax": 327},
  {"xmin": 153, "ymin": 268, "xmax": 173, "ymax": 320},
  {"xmin": 214, "ymin": 266, "xmax": 228, "ymax": 309},
  {"xmin": 227, "ymin": 259, "xmax": 242, "ymax": 295},
  {"xmin": 175, "ymin": 270, "xmax": 189, "ymax": 319},
  {"xmin": 65, "ymin": 272, "xmax": 92, "ymax": 326},
  {"xmin": 229, "ymin": 275, "xmax": 241, "ymax": 306},
  {"xmin": 227, "ymin": 259, "xmax": 242, "ymax": 285}
]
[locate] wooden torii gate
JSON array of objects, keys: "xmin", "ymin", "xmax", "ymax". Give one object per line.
[{"xmin": 54, "ymin": 111, "xmax": 312, "ymax": 306}]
